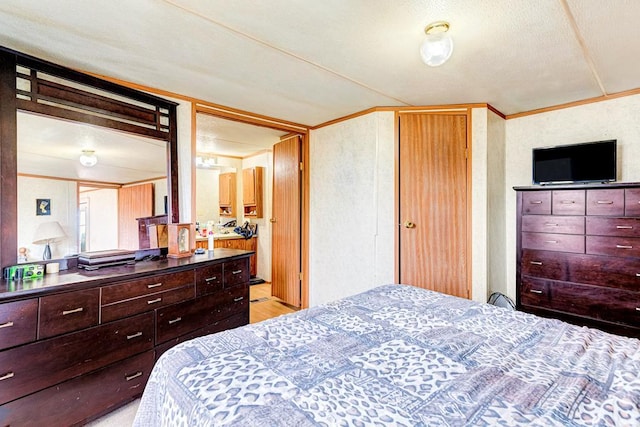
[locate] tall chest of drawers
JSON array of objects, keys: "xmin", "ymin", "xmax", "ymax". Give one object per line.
[
  {"xmin": 515, "ymin": 183, "xmax": 640, "ymax": 337},
  {"xmin": 0, "ymin": 249, "xmax": 251, "ymax": 426}
]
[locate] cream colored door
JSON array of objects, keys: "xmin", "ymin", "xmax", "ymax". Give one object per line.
[
  {"xmin": 271, "ymin": 135, "xmax": 302, "ymax": 307},
  {"xmin": 398, "ymin": 113, "xmax": 469, "ymax": 298},
  {"xmin": 118, "ymin": 183, "xmax": 153, "ymax": 250}
]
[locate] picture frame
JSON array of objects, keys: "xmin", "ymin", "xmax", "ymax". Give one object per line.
[
  {"xmin": 36, "ymin": 199, "xmax": 51, "ymax": 216},
  {"xmin": 167, "ymin": 223, "xmax": 194, "ymax": 258}
]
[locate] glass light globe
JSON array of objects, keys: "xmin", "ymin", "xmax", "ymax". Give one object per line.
[
  {"xmin": 79, "ymin": 150, "xmax": 98, "ymax": 167},
  {"xmin": 420, "ymin": 32, "xmax": 454, "ymax": 67}
]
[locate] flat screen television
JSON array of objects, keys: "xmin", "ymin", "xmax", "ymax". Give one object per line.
[{"xmin": 532, "ymin": 139, "xmax": 617, "ymax": 185}]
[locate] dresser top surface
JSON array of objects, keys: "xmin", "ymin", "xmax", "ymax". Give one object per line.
[
  {"xmin": 0, "ymin": 248, "xmax": 253, "ymax": 302},
  {"xmin": 514, "ymin": 182, "xmax": 640, "ymax": 191}
]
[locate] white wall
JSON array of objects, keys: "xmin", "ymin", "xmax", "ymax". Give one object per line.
[
  {"xmin": 309, "ymin": 111, "xmax": 396, "ymax": 306},
  {"xmin": 242, "ymin": 151, "xmax": 273, "ymax": 281},
  {"xmin": 309, "ymin": 109, "xmax": 496, "ymax": 306},
  {"xmin": 17, "ymin": 176, "xmax": 78, "ymax": 261},
  {"xmin": 504, "ymin": 93, "xmax": 640, "ymax": 299},
  {"xmin": 196, "ymin": 168, "xmax": 219, "ymax": 224},
  {"xmin": 83, "ymin": 188, "xmax": 118, "ymax": 251}
]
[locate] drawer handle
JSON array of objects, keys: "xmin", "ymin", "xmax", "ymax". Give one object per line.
[
  {"xmin": 168, "ymin": 317, "xmax": 182, "ymax": 325},
  {"xmin": 530, "ymin": 289, "xmax": 543, "ymax": 294},
  {"xmin": 147, "ymin": 297, "xmax": 162, "ymax": 305},
  {"xmin": 544, "ymin": 240, "xmax": 558, "ymax": 244},
  {"xmin": 125, "ymin": 371, "xmax": 143, "ymax": 381},
  {"xmin": 147, "ymin": 283, "xmax": 163, "ymax": 289},
  {"xmin": 62, "ymin": 307, "xmax": 84, "ymax": 316},
  {"xmin": 616, "ymin": 245, "xmax": 633, "ymax": 249},
  {"xmin": 616, "ymin": 225, "xmax": 634, "ymax": 229},
  {"xmin": 0, "ymin": 321, "xmax": 14, "ymax": 329},
  {"xmin": 560, "ymin": 200, "xmax": 575, "ymax": 204},
  {"xmin": 231, "ymin": 270, "xmax": 242, "ymax": 275},
  {"xmin": 544, "ymin": 223, "xmax": 558, "ymax": 227},
  {"xmin": 529, "ymin": 261, "xmax": 543, "ymax": 266},
  {"xmin": 126, "ymin": 331, "xmax": 143, "ymax": 340},
  {"xmin": 233, "ymin": 296, "xmax": 244, "ymax": 302},
  {"xmin": 205, "ymin": 276, "xmax": 218, "ymax": 282},
  {"xmin": 636, "ymin": 273, "xmax": 640, "ymax": 277},
  {"xmin": 596, "ymin": 200, "xmax": 614, "ymax": 204},
  {"xmin": 529, "ymin": 200, "xmax": 543, "ymax": 204},
  {"xmin": 0, "ymin": 372, "xmax": 14, "ymax": 381},
  {"xmin": 636, "ymin": 307, "xmax": 640, "ymax": 312}
]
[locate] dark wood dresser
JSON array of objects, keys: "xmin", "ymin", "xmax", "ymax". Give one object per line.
[
  {"xmin": 0, "ymin": 249, "xmax": 251, "ymax": 425},
  {"xmin": 515, "ymin": 183, "xmax": 640, "ymax": 337}
]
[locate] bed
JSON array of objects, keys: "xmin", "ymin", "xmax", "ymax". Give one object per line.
[{"xmin": 134, "ymin": 284, "xmax": 640, "ymax": 426}]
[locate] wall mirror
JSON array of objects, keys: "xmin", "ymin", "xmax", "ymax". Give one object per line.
[
  {"xmin": 18, "ymin": 111, "xmax": 169, "ymax": 261},
  {"xmin": 0, "ymin": 47, "xmax": 178, "ymax": 268}
]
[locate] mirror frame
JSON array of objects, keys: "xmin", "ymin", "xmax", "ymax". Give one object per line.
[{"xmin": 0, "ymin": 46, "xmax": 180, "ymax": 268}]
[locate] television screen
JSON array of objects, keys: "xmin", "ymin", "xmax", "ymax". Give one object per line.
[{"xmin": 532, "ymin": 140, "xmax": 617, "ymax": 184}]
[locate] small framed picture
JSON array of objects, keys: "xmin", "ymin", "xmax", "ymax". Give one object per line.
[{"xmin": 36, "ymin": 199, "xmax": 51, "ymax": 216}]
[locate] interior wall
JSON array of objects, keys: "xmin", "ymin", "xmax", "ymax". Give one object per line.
[
  {"xmin": 309, "ymin": 111, "xmax": 396, "ymax": 306},
  {"xmin": 242, "ymin": 151, "xmax": 273, "ymax": 282},
  {"xmin": 486, "ymin": 110, "xmax": 507, "ymax": 298},
  {"xmin": 83, "ymin": 188, "xmax": 118, "ymax": 251},
  {"xmin": 504, "ymin": 93, "xmax": 640, "ymax": 299},
  {"xmin": 196, "ymin": 168, "xmax": 219, "ymax": 225},
  {"xmin": 17, "ymin": 176, "xmax": 78, "ymax": 261}
]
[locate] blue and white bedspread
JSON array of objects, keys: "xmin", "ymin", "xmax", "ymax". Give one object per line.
[{"xmin": 134, "ymin": 284, "xmax": 640, "ymax": 426}]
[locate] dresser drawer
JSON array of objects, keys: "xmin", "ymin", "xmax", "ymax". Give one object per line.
[
  {"xmin": 586, "ymin": 235, "xmax": 640, "ymax": 258},
  {"xmin": 0, "ymin": 312, "xmax": 153, "ymax": 405},
  {"xmin": 569, "ymin": 254, "xmax": 640, "ymax": 291},
  {"xmin": 625, "ymin": 188, "xmax": 640, "ymax": 216},
  {"xmin": 552, "ymin": 190, "xmax": 585, "ymax": 215},
  {"xmin": 586, "ymin": 189, "xmax": 624, "ymax": 216},
  {"xmin": 522, "ymin": 215, "xmax": 584, "ymax": 234},
  {"xmin": 521, "ymin": 250, "xmax": 568, "ymax": 281},
  {"xmin": 522, "ymin": 232, "xmax": 584, "ymax": 253},
  {"xmin": 522, "ymin": 191, "xmax": 551, "ymax": 215},
  {"xmin": 0, "ymin": 350, "xmax": 154, "ymax": 426},
  {"xmin": 0, "ymin": 299, "xmax": 37, "ymax": 350},
  {"xmin": 155, "ymin": 312, "xmax": 248, "ymax": 359},
  {"xmin": 101, "ymin": 284, "xmax": 195, "ymax": 323},
  {"xmin": 156, "ymin": 285, "xmax": 248, "ymax": 344},
  {"xmin": 101, "ymin": 270, "xmax": 193, "ymax": 305},
  {"xmin": 586, "ymin": 217, "xmax": 640, "ymax": 237},
  {"xmin": 520, "ymin": 277, "xmax": 550, "ymax": 308},
  {"xmin": 224, "ymin": 258, "xmax": 250, "ymax": 288},
  {"xmin": 39, "ymin": 288, "xmax": 100, "ymax": 339},
  {"xmin": 195, "ymin": 263, "xmax": 223, "ymax": 296},
  {"xmin": 549, "ymin": 281, "xmax": 640, "ymax": 327}
]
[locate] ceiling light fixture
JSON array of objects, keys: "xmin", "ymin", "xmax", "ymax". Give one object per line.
[
  {"xmin": 79, "ymin": 149, "xmax": 98, "ymax": 167},
  {"xmin": 420, "ymin": 21, "xmax": 453, "ymax": 67}
]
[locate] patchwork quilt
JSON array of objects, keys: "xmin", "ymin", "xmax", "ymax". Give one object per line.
[{"xmin": 134, "ymin": 284, "xmax": 640, "ymax": 426}]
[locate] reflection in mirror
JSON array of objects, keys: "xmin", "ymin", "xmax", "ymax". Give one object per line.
[{"xmin": 17, "ymin": 111, "xmax": 168, "ymax": 261}]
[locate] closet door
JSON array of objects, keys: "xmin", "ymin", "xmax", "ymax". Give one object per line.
[
  {"xmin": 398, "ymin": 113, "xmax": 469, "ymax": 298},
  {"xmin": 271, "ymin": 135, "xmax": 302, "ymax": 307}
]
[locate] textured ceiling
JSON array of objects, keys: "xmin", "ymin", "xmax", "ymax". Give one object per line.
[{"xmin": 0, "ymin": 0, "xmax": 639, "ymax": 127}]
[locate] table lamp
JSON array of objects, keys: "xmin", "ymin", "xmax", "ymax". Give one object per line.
[{"xmin": 32, "ymin": 221, "xmax": 66, "ymax": 260}]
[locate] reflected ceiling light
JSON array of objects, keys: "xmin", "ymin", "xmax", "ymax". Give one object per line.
[
  {"xmin": 195, "ymin": 155, "xmax": 219, "ymax": 168},
  {"xmin": 420, "ymin": 21, "xmax": 453, "ymax": 67},
  {"xmin": 79, "ymin": 149, "xmax": 98, "ymax": 167}
]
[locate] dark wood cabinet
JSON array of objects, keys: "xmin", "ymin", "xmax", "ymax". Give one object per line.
[
  {"xmin": 515, "ymin": 183, "xmax": 640, "ymax": 337},
  {"xmin": 0, "ymin": 250, "xmax": 251, "ymax": 425}
]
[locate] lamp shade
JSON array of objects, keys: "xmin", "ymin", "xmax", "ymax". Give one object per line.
[{"xmin": 33, "ymin": 221, "xmax": 66, "ymax": 244}]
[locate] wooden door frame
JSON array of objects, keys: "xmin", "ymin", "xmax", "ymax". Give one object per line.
[
  {"xmin": 394, "ymin": 107, "xmax": 473, "ymax": 299},
  {"xmin": 192, "ymin": 103, "xmax": 311, "ymax": 308}
]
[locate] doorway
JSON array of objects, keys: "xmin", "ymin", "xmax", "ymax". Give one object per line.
[{"xmin": 194, "ymin": 105, "xmax": 309, "ymax": 309}]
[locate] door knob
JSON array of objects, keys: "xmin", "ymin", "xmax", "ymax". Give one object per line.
[
  {"xmin": 270, "ymin": 218, "xmax": 277, "ymax": 223},
  {"xmin": 404, "ymin": 221, "xmax": 416, "ymax": 229}
]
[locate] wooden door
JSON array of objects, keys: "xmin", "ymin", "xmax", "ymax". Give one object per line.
[
  {"xmin": 398, "ymin": 113, "xmax": 469, "ymax": 298},
  {"xmin": 271, "ymin": 135, "xmax": 301, "ymax": 307},
  {"xmin": 118, "ymin": 183, "xmax": 153, "ymax": 250}
]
